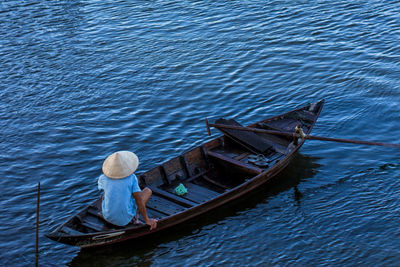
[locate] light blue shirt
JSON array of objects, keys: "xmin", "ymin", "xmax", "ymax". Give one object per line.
[{"xmin": 98, "ymin": 173, "xmax": 141, "ymax": 226}]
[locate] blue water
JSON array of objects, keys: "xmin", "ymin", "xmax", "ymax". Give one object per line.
[{"xmin": 1, "ymin": 0, "xmax": 400, "ymax": 265}]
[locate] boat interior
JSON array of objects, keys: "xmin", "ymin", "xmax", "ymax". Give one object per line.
[{"xmin": 58, "ymin": 102, "xmax": 322, "ymax": 236}]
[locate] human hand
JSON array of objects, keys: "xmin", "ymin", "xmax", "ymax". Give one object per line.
[{"xmin": 146, "ymin": 218, "xmax": 158, "ymax": 230}]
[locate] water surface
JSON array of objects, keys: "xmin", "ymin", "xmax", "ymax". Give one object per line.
[{"xmin": 1, "ymin": 0, "xmax": 400, "ymax": 265}]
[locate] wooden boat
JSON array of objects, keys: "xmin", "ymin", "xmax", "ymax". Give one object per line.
[{"xmin": 46, "ymin": 100, "xmax": 324, "ymax": 248}]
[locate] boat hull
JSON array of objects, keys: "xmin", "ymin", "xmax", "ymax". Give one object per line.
[{"xmin": 47, "ymin": 100, "xmax": 324, "ymax": 248}]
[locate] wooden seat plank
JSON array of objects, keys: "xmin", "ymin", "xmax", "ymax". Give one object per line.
[
  {"xmin": 200, "ymin": 174, "xmax": 231, "ymax": 190},
  {"xmin": 148, "ymin": 186, "xmax": 197, "ymax": 208},
  {"xmin": 185, "ymin": 182, "xmax": 220, "ymax": 198},
  {"xmin": 146, "ymin": 208, "xmax": 168, "ymax": 219},
  {"xmin": 181, "ymin": 182, "xmax": 220, "ymax": 203},
  {"xmin": 163, "ymin": 181, "xmax": 220, "ymax": 204},
  {"xmin": 208, "ymin": 150, "xmax": 262, "ymax": 175},
  {"xmin": 146, "ymin": 195, "xmax": 187, "ymax": 216}
]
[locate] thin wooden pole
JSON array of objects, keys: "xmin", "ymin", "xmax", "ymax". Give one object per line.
[
  {"xmin": 304, "ymin": 134, "xmax": 400, "ymax": 148},
  {"xmin": 205, "ymin": 118, "xmax": 211, "ymax": 136},
  {"xmin": 207, "ymin": 122, "xmax": 400, "ymax": 149},
  {"xmin": 35, "ymin": 181, "xmax": 40, "ymax": 267}
]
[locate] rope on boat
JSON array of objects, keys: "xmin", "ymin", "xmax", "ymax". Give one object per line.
[
  {"xmin": 295, "ymin": 125, "xmax": 306, "ymax": 139},
  {"xmin": 248, "ymin": 154, "xmax": 270, "ymax": 167}
]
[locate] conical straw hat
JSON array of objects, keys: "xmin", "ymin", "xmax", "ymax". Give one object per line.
[{"xmin": 102, "ymin": 151, "xmax": 139, "ymax": 179}]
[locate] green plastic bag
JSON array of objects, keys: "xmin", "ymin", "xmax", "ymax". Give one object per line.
[{"xmin": 174, "ymin": 183, "xmax": 188, "ymax": 196}]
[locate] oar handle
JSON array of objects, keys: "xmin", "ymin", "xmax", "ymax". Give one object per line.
[
  {"xmin": 206, "ymin": 120, "xmax": 400, "ymax": 149},
  {"xmin": 306, "ymin": 135, "xmax": 400, "ymax": 149}
]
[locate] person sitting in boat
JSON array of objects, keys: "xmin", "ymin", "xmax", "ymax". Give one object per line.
[{"xmin": 98, "ymin": 151, "xmax": 158, "ymax": 230}]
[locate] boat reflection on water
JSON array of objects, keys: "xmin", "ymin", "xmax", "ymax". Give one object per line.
[
  {"xmin": 69, "ymin": 153, "xmax": 321, "ymax": 267},
  {"xmin": 273, "ymin": 153, "xmax": 322, "ymax": 206}
]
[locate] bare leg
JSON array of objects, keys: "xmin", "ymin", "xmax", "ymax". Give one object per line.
[
  {"xmin": 134, "ymin": 187, "xmax": 152, "ymax": 224},
  {"xmin": 141, "ymin": 187, "xmax": 152, "ymax": 206}
]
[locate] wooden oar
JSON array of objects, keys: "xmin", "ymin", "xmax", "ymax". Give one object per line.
[{"xmin": 205, "ymin": 119, "xmax": 400, "ymax": 149}]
